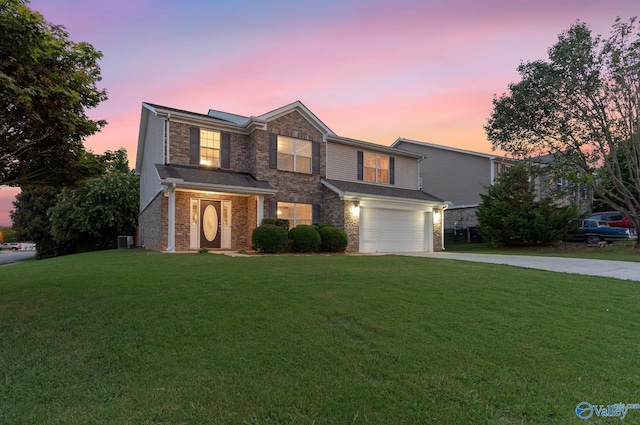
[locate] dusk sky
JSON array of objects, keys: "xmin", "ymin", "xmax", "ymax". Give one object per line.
[{"xmin": 1, "ymin": 0, "xmax": 638, "ymax": 227}]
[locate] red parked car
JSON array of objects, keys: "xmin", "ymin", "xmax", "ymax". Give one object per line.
[{"xmin": 587, "ymin": 211, "xmax": 634, "ymax": 229}]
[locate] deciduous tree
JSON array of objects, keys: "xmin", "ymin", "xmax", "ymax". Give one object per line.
[
  {"xmin": 1, "ymin": 0, "xmax": 107, "ymax": 186},
  {"xmin": 485, "ymin": 17, "xmax": 640, "ymax": 245}
]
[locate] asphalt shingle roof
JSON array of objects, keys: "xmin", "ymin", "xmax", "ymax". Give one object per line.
[
  {"xmin": 322, "ymin": 179, "xmax": 445, "ymax": 203},
  {"xmin": 156, "ymin": 164, "xmax": 275, "ymax": 191}
]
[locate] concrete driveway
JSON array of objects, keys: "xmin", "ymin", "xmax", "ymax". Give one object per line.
[
  {"xmin": 397, "ymin": 252, "xmax": 640, "ymax": 282},
  {"xmin": 0, "ymin": 250, "xmax": 36, "ymax": 265}
]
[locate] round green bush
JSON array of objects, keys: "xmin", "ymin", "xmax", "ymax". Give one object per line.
[
  {"xmin": 252, "ymin": 224, "xmax": 288, "ymax": 253},
  {"xmin": 288, "ymin": 225, "xmax": 321, "ymax": 253},
  {"xmin": 319, "ymin": 226, "xmax": 348, "ymax": 252}
]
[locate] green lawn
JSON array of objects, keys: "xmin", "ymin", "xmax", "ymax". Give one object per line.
[{"xmin": 1, "ymin": 250, "xmax": 639, "ymax": 424}]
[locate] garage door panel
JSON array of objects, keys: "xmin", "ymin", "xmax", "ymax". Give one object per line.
[{"xmin": 360, "ymin": 207, "xmax": 428, "ymax": 253}]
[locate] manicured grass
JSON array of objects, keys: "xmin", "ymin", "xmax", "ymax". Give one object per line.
[
  {"xmin": 446, "ymin": 241, "xmax": 640, "ymax": 262},
  {"xmin": 1, "ymin": 250, "xmax": 639, "ymax": 424}
]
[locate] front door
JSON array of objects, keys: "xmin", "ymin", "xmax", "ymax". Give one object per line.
[{"xmin": 200, "ymin": 200, "xmax": 222, "ymax": 249}]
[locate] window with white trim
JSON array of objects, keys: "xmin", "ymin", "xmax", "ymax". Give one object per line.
[
  {"xmin": 363, "ymin": 152, "xmax": 389, "ymax": 183},
  {"xmin": 277, "ymin": 202, "xmax": 312, "ymax": 227},
  {"xmin": 278, "ymin": 136, "xmax": 312, "ymax": 173},
  {"xmin": 200, "ymin": 129, "xmax": 220, "ymax": 167}
]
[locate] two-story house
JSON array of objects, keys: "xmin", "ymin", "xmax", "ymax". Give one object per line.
[
  {"xmin": 391, "ymin": 138, "xmax": 514, "ymax": 229},
  {"xmin": 136, "ymin": 101, "xmax": 448, "ymax": 253}
]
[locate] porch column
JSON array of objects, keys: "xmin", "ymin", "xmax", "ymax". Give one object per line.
[
  {"xmin": 166, "ymin": 184, "xmax": 176, "ymax": 252},
  {"xmin": 257, "ymin": 195, "xmax": 264, "ymax": 226}
]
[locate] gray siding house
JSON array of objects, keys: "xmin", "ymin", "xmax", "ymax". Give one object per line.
[{"xmin": 391, "ymin": 139, "xmax": 513, "ymax": 230}]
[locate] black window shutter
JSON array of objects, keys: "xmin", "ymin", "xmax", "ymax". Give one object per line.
[
  {"xmin": 389, "ymin": 157, "xmax": 395, "ymax": 185},
  {"xmin": 269, "ymin": 134, "xmax": 278, "ymax": 169},
  {"xmin": 312, "ymin": 142, "xmax": 320, "ymax": 174},
  {"xmin": 269, "ymin": 200, "xmax": 278, "ymax": 218},
  {"xmin": 312, "ymin": 204, "xmax": 321, "ymax": 223},
  {"xmin": 189, "ymin": 127, "xmax": 200, "ymax": 164},
  {"xmin": 221, "ymin": 132, "xmax": 230, "ymax": 168},
  {"xmin": 357, "ymin": 151, "xmax": 363, "ymax": 181}
]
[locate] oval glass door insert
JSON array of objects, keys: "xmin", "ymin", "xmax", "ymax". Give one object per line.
[{"xmin": 203, "ymin": 204, "xmax": 219, "ymax": 242}]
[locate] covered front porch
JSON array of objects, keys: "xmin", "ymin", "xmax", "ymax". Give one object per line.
[{"xmin": 157, "ymin": 164, "xmax": 277, "ymax": 252}]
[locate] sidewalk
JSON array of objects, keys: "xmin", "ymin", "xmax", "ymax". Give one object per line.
[{"xmin": 397, "ymin": 252, "xmax": 640, "ymax": 282}]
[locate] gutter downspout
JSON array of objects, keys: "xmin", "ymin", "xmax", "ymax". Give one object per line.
[{"xmin": 166, "ymin": 113, "xmax": 171, "ymax": 164}]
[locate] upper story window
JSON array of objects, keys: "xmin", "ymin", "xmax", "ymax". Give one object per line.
[
  {"xmin": 277, "ymin": 136, "xmax": 312, "ymax": 173},
  {"xmin": 363, "ymin": 153, "xmax": 390, "ymax": 183},
  {"xmin": 357, "ymin": 151, "xmax": 394, "ymax": 185},
  {"xmin": 190, "ymin": 127, "xmax": 229, "ymax": 168},
  {"xmin": 200, "ymin": 129, "xmax": 220, "ymax": 167}
]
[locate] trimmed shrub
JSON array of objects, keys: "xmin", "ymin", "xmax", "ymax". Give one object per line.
[
  {"xmin": 313, "ymin": 222, "xmax": 335, "ymax": 230},
  {"xmin": 288, "ymin": 225, "xmax": 321, "ymax": 253},
  {"xmin": 319, "ymin": 226, "xmax": 348, "ymax": 252},
  {"xmin": 252, "ymin": 224, "xmax": 288, "ymax": 253},
  {"xmin": 261, "ymin": 218, "xmax": 290, "ymax": 232}
]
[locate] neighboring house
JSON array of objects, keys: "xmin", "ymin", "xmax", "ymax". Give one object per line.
[
  {"xmin": 135, "ymin": 101, "xmax": 448, "ymax": 253},
  {"xmin": 391, "ymin": 139, "xmax": 513, "ymax": 229},
  {"xmin": 529, "ymin": 154, "xmax": 593, "ymax": 212}
]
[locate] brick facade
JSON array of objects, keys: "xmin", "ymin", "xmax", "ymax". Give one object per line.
[
  {"xmin": 140, "ymin": 103, "xmax": 447, "ymax": 253},
  {"xmin": 258, "ymin": 112, "xmax": 327, "ymax": 219},
  {"xmin": 173, "ymin": 191, "xmax": 257, "ymax": 251}
]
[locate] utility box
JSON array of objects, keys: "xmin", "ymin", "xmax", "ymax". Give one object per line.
[{"xmin": 118, "ymin": 235, "xmax": 134, "ymax": 249}]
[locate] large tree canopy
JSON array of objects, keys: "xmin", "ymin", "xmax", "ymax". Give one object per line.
[
  {"xmin": 485, "ymin": 17, "xmax": 640, "ymax": 243},
  {"xmin": 0, "ymin": 0, "xmax": 107, "ymax": 186}
]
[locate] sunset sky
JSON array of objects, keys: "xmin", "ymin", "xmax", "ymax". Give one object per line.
[{"xmin": 1, "ymin": 0, "xmax": 638, "ymax": 227}]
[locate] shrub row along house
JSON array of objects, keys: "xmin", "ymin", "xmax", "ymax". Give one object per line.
[{"xmin": 135, "ymin": 101, "xmax": 449, "ymax": 253}]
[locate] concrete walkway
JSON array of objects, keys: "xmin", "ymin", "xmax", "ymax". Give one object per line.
[{"xmin": 396, "ymin": 252, "xmax": 640, "ymax": 282}]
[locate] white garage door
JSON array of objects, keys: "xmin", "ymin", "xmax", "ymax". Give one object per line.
[{"xmin": 360, "ymin": 207, "xmax": 430, "ymax": 253}]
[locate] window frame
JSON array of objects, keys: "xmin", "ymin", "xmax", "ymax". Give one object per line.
[
  {"xmin": 277, "ymin": 202, "xmax": 312, "ymax": 227},
  {"xmin": 277, "ymin": 136, "xmax": 312, "ymax": 174},
  {"xmin": 199, "ymin": 129, "xmax": 221, "ymax": 167},
  {"xmin": 363, "ymin": 152, "xmax": 390, "ymax": 184}
]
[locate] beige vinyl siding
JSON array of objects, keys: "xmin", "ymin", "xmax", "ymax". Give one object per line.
[
  {"xmin": 139, "ymin": 113, "xmax": 166, "ymax": 211},
  {"xmin": 326, "ymin": 141, "xmax": 418, "ymax": 190}
]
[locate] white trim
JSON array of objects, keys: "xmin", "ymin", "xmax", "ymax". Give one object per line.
[
  {"xmin": 257, "ymin": 196, "xmax": 264, "ymax": 225},
  {"xmin": 359, "ymin": 199, "xmax": 434, "ymax": 212},
  {"xmin": 258, "ymin": 101, "xmax": 335, "ymax": 137},
  {"xmin": 447, "ymin": 204, "xmax": 480, "ymax": 210}
]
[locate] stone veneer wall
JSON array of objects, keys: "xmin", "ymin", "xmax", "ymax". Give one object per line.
[
  {"xmin": 433, "ymin": 209, "xmax": 444, "ymax": 252},
  {"xmin": 138, "ymin": 192, "xmax": 164, "ymax": 251},
  {"xmin": 343, "ymin": 200, "xmax": 360, "ymax": 252}
]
